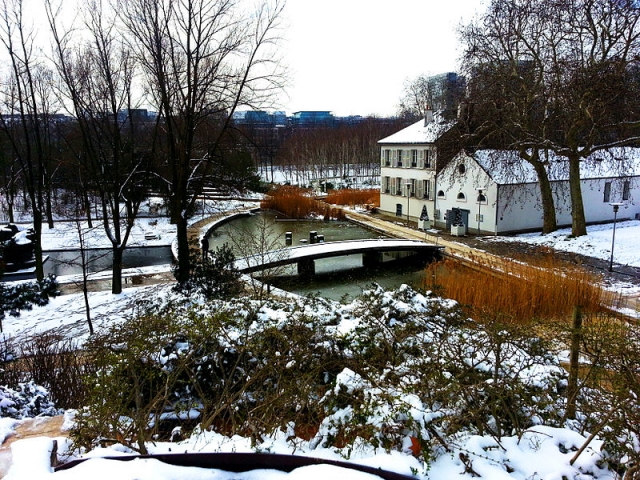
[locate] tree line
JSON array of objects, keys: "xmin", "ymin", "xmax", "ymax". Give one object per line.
[
  {"xmin": 271, "ymin": 118, "xmax": 405, "ymax": 187},
  {"xmin": 401, "ymin": 0, "xmax": 640, "ymax": 237},
  {"xmin": 0, "ymin": 0, "xmax": 285, "ymax": 291}
]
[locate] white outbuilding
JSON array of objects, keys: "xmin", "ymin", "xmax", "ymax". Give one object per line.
[{"xmin": 434, "ymin": 149, "xmax": 640, "ymax": 235}]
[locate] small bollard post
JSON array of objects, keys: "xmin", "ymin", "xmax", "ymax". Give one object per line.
[
  {"xmin": 285, "ymin": 232, "xmax": 292, "ymax": 246},
  {"xmin": 310, "ymin": 231, "xmax": 318, "ymax": 244},
  {"xmin": 317, "ymin": 234, "xmax": 325, "ymax": 243}
]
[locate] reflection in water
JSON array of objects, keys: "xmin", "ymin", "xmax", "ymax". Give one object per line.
[
  {"xmin": 44, "ymin": 246, "xmax": 173, "ymax": 277},
  {"xmin": 207, "ymin": 211, "xmax": 431, "ymax": 301}
]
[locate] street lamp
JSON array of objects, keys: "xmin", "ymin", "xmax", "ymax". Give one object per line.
[
  {"xmin": 609, "ymin": 202, "xmax": 624, "ymax": 272},
  {"xmin": 405, "ymin": 182, "xmax": 412, "ymax": 227},
  {"xmin": 476, "ymin": 188, "xmax": 485, "ymax": 235}
]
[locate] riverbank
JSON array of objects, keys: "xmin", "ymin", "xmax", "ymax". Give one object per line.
[{"xmin": 345, "ymin": 209, "xmax": 640, "ymax": 316}]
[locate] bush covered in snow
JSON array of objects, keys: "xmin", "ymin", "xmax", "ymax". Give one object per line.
[
  {"xmin": 0, "ymin": 381, "xmax": 59, "ymax": 419},
  {"xmin": 73, "ymin": 284, "xmax": 569, "ymax": 464},
  {"xmin": 0, "ymin": 275, "xmax": 58, "ymax": 325}
]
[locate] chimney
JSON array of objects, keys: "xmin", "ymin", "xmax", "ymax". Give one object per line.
[{"xmin": 424, "ymin": 107, "xmax": 433, "ymax": 126}]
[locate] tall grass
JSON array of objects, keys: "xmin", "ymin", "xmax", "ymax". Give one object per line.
[
  {"xmin": 261, "ymin": 185, "xmax": 345, "ymax": 220},
  {"xmin": 424, "ymin": 250, "xmax": 620, "ymax": 322},
  {"xmin": 325, "ymin": 188, "xmax": 380, "ymax": 208}
]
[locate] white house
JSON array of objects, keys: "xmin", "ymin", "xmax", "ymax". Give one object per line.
[
  {"xmin": 435, "ymin": 149, "xmax": 640, "ymax": 235},
  {"xmin": 378, "ymin": 112, "xmax": 456, "ymax": 225}
]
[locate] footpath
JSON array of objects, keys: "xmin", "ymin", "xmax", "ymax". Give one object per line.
[{"xmin": 345, "ymin": 210, "xmax": 501, "ymax": 266}]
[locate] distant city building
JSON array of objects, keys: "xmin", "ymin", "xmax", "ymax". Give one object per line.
[
  {"xmin": 290, "ymin": 111, "xmax": 335, "ymax": 126},
  {"xmin": 233, "ymin": 110, "xmax": 374, "ymax": 128}
]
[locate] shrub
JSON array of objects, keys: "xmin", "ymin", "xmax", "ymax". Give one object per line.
[
  {"xmin": 0, "ymin": 333, "xmax": 89, "ymax": 410},
  {"xmin": 72, "ymin": 295, "xmax": 343, "ymax": 452},
  {"xmin": 0, "ymin": 381, "xmax": 59, "ymax": 419},
  {"xmin": 0, "ymin": 275, "xmax": 59, "ymax": 331},
  {"xmin": 173, "ymin": 244, "xmax": 243, "ymax": 301},
  {"xmin": 72, "ymin": 285, "xmax": 569, "ymax": 463}
]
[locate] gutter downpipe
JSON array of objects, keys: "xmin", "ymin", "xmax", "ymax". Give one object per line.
[{"xmin": 494, "ymin": 184, "xmax": 499, "ymax": 236}]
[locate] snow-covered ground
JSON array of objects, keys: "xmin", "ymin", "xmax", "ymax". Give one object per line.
[
  {"xmin": 6, "ymin": 424, "xmax": 609, "ymax": 480},
  {"xmin": 491, "ymin": 219, "xmax": 640, "ymax": 268}
]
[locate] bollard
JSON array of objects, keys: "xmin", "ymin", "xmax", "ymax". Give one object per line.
[
  {"xmin": 317, "ymin": 234, "xmax": 325, "ymax": 243},
  {"xmin": 310, "ymin": 231, "xmax": 318, "ymax": 244},
  {"xmin": 285, "ymin": 232, "xmax": 292, "ymax": 246}
]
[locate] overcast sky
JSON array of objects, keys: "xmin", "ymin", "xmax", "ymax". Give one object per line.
[{"xmin": 278, "ymin": 0, "xmax": 485, "ymax": 117}]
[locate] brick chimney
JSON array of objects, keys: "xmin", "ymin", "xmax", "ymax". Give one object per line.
[{"xmin": 424, "ymin": 107, "xmax": 433, "ymax": 126}]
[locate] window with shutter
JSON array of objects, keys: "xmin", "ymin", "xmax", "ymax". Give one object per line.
[
  {"xmin": 603, "ymin": 182, "xmax": 611, "ymax": 202},
  {"xmin": 623, "ymin": 181, "xmax": 630, "ymax": 200}
]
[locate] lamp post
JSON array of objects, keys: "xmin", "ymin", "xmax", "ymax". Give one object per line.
[
  {"xmin": 405, "ymin": 182, "xmax": 412, "ymax": 227},
  {"xmin": 608, "ymin": 202, "xmax": 624, "ymax": 272},
  {"xmin": 476, "ymin": 188, "xmax": 484, "ymax": 235}
]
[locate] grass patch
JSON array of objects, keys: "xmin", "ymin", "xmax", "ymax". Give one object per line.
[
  {"xmin": 424, "ymin": 249, "xmax": 620, "ymax": 322},
  {"xmin": 261, "ymin": 185, "xmax": 346, "ymax": 220}
]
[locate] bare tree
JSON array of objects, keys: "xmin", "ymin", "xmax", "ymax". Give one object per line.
[
  {"xmin": 0, "ymin": 0, "xmax": 59, "ymax": 279},
  {"xmin": 398, "ymin": 73, "xmax": 465, "ymax": 121},
  {"xmin": 460, "ymin": 5, "xmax": 560, "ymax": 233},
  {"xmin": 460, "ymin": 0, "xmax": 640, "ymax": 236},
  {"xmin": 117, "ymin": 0, "xmax": 285, "ymax": 283},
  {"xmin": 47, "ymin": 0, "xmax": 149, "ymax": 294}
]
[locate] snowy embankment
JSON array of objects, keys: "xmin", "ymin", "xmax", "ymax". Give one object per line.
[
  {"xmin": 1, "ymin": 284, "xmax": 626, "ymax": 479},
  {"xmin": 491, "ymin": 219, "xmax": 640, "ymax": 268}
]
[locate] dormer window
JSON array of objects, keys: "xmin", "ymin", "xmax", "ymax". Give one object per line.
[{"xmin": 458, "ymin": 164, "xmax": 466, "ymax": 174}]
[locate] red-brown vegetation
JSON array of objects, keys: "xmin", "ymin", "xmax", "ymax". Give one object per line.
[
  {"xmin": 325, "ymin": 188, "xmax": 380, "ymax": 208},
  {"xmin": 261, "ymin": 185, "xmax": 346, "ymax": 220},
  {"xmin": 424, "ymin": 251, "xmax": 620, "ymax": 322}
]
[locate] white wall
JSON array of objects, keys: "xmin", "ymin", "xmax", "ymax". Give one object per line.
[
  {"xmin": 435, "ymin": 153, "xmax": 498, "ymax": 234},
  {"xmin": 379, "ymin": 144, "xmax": 437, "ymax": 222},
  {"xmin": 437, "ymin": 152, "xmax": 640, "ymax": 234}
]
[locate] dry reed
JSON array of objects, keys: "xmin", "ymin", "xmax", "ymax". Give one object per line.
[
  {"xmin": 261, "ymin": 185, "xmax": 346, "ymax": 220},
  {"xmin": 424, "ymin": 250, "xmax": 620, "ymax": 322},
  {"xmin": 325, "ymin": 189, "xmax": 380, "ymax": 208}
]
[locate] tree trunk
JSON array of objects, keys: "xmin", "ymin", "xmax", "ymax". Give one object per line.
[
  {"xmin": 45, "ymin": 187, "xmax": 54, "ymax": 229},
  {"xmin": 6, "ymin": 200, "xmax": 14, "ymax": 223},
  {"xmin": 112, "ymin": 247, "xmax": 124, "ymax": 294},
  {"xmin": 83, "ymin": 190, "xmax": 92, "ymax": 229},
  {"xmin": 568, "ymin": 154, "xmax": 587, "ymax": 237},
  {"xmin": 32, "ymin": 209, "xmax": 44, "ymax": 281},
  {"xmin": 531, "ymin": 161, "xmax": 557, "ymax": 234},
  {"xmin": 175, "ymin": 215, "xmax": 191, "ymax": 283}
]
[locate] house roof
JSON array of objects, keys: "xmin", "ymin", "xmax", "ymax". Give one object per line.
[
  {"xmin": 378, "ymin": 115, "xmax": 455, "ymax": 145},
  {"xmin": 468, "ymin": 148, "xmax": 640, "ymax": 185}
]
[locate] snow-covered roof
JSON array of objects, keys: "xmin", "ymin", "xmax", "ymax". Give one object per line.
[
  {"xmin": 378, "ymin": 114, "xmax": 455, "ymax": 145},
  {"xmin": 469, "ymin": 148, "xmax": 640, "ymax": 185}
]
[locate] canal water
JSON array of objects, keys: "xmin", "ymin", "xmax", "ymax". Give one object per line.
[
  {"xmin": 39, "ymin": 212, "xmax": 431, "ymax": 300},
  {"xmin": 44, "ymin": 246, "xmax": 173, "ymax": 277},
  {"xmin": 206, "ymin": 211, "xmax": 430, "ymax": 301}
]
